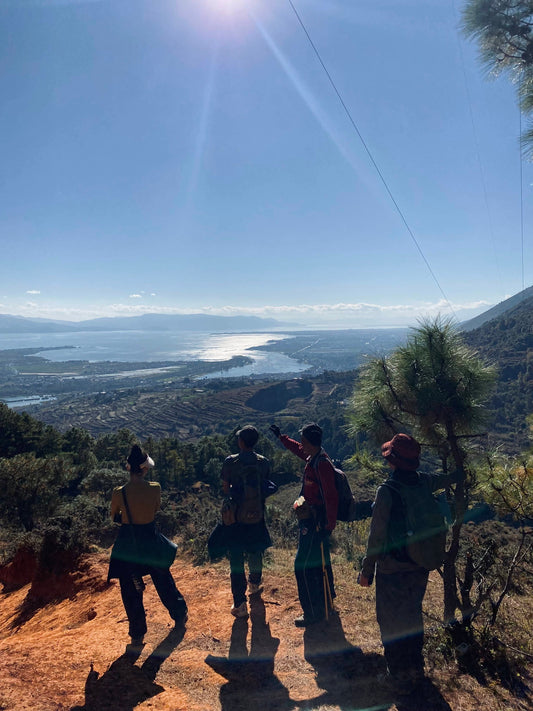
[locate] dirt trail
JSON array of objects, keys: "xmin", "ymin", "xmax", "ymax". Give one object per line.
[{"xmin": 0, "ymin": 550, "xmax": 531, "ymax": 711}]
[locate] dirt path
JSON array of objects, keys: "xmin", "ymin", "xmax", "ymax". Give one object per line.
[{"xmin": 0, "ymin": 550, "xmax": 531, "ymax": 711}]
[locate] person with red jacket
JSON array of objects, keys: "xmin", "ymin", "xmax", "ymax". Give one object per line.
[{"xmin": 270, "ymin": 422, "xmax": 338, "ymax": 626}]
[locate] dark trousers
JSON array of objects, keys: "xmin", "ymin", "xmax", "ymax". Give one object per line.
[
  {"xmin": 294, "ymin": 518, "xmax": 335, "ymax": 621},
  {"xmin": 119, "ymin": 567, "xmax": 187, "ymax": 639},
  {"xmin": 375, "ymin": 568, "xmax": 429, "ymax": 679},
  {"xmin": 229, "ymin": 549, "xmax": 263, "ymax": 606}
]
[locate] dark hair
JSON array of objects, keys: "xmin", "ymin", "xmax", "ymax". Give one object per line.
[
  {"xmin": 127, "ymin": 444, "xmax": 148, "ymax": 474},
  {"xmin": 237, "ymin": 425, "xmax": 259, "ymax": 448},
  {"xmin": 301, "ymin": 423, "xmax": 322, "ymax": 447}
]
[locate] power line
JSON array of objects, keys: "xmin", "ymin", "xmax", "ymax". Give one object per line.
[{"xmin": 287, "ymin": 0, "xmax": 457, "ymax": 320}]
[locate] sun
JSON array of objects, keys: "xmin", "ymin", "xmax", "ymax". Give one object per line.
[{"xmin": 209, "ymin": 0, "xmax": 247, "ymax": 11}]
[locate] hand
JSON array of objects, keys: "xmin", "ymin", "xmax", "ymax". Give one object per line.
[
  {"xmin": 269, "ymin": 424, "xmax": 281, "ymax": 439},
  {"xmin": 357, "ymin": 573, "xmax": 370, "ymax": 587}
]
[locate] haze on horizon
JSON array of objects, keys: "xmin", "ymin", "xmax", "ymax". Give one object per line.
[{"xmin": 1, "ymin": 0, "xmax": 531, "ymax": 329}]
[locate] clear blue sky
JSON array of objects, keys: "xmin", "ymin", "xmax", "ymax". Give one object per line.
[{"xmin": 1, "ymin": 0, "xmax": 531, "ymax": 327}]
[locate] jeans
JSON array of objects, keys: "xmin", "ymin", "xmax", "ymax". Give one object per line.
[
  {"xmin": 119, "ymin": 567, "xmax": 187, "ymax": 639},
  {"xmin": 229, "ymin": 548, "xmax": 263, "ymax": 606},
  {"xmin": 294, "ymin": 517, "xmax": 335, "ymax": 621},
  {"xmin": 375, "ymin": 568, "xmax": 429, "ymax": 678}
]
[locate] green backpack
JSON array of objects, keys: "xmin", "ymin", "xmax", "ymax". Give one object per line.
[
  {"xmin": 227, "ymin": 454, "xmax": 266, "ymax": 525},
  {"xmin": 383, "ymin": 473, "xmax": 448, "ymax": 571}
]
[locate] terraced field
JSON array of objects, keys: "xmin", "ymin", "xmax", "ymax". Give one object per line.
[{"xmin": 24, "ymin": 377, "xmax": 344, "ymax": 441}]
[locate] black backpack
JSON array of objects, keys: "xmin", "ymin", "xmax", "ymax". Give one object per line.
[
  {"xmin": 383, "ymin": 474, "xmax": 447, "ymax": 570},
  {"xmin": 314, "ymin": 454, "xmax": 357, "ymax": 523}
]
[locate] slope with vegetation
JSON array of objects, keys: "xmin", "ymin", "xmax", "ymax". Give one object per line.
[{"xmin": 463, "ymin": 294, "xmax": 533, "ymax": 451}]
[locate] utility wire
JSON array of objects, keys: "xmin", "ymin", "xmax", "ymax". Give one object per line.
[{"xmin": 287, "ymin": 0, "xmax": 457, "ymax": 320}]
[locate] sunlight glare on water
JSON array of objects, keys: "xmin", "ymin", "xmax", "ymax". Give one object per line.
[{"xmin": 194, "ymin": 332, "xmax": 285, "ymax": 360}]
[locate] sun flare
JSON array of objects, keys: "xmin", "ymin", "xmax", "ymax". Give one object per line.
[{"xmin": 209, "ymin": 0, "xmax": 246, "ymax": 12}]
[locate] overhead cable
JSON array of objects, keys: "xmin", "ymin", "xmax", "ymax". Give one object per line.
[{"xmin": 287, "ymin": 0, "xmax": 457, "ymax": 319}]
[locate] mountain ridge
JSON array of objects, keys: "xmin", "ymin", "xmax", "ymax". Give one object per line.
[
  {"xmin": 0, "ymin": 313, "xmax": 291, "ymax": 334},
  {"xmin": 460, "ymin": 285, "xmax": 533, "ymax": 331}
]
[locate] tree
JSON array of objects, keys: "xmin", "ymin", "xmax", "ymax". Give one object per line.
[
  {"xmin": 349, "ymin": 318, "xmax": 496, "ymax": 624},
  {"xmin": 463, "ymin": 0, "xmax": 533, "ymax": 153},
  {"xmin": 0, "ymin": 454, "xmax": 73, "ymax": 531},
  {"xmin": 475, "ymin": 451, "xmax": 533, "ymax": 626}
]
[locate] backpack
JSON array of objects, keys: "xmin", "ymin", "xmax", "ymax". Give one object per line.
[
  {"xmin": 315, "ymin": 454, "xmax": 357, "ymax": 523},
  {"xmin": 383, "ymin": 474, "xmax": 447, "ymax": 571},
  {"xmin": 226, "ymin": 453, "xmax": 266, "ymax": 525}
]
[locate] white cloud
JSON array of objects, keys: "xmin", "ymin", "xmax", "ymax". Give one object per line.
[
  {"xmin": 26, "ymin": 290, "xmax": 41, "ymax": 295},
  {"xmin": 99, "ymin": 298, "xmax": 490, "ymax": 327},
  {"xmin": 3, "ymin": 298, "xmax": 492, "ymax": 326}
]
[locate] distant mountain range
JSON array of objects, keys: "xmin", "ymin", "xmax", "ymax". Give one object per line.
[{"xmin": 0, "ymin": 313, "xmax": 291, "ymax": 334}]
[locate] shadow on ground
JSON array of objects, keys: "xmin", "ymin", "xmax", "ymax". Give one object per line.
[
  {"xmin": 205, "ymin": 595, "xmax": 296, "ymax": 711},
  {"xmin": 71, "ymin": 623, "xmax": 186, "ymax": 711},
  {"xmin": 300, "ymin": 611, "xmax": 454, "ymax": 711}
]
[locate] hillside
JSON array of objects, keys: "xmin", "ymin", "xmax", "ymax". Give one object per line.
[
  {"xmin": 461, "ymin": 286, "xmax": 533, "ymax": 332},
  {"xmin": 22, "ymin": 373, "xmax": 355, "ymax": 457},
  {"xmin": 463, "ymin": 295, "xmax": 533, "ymax": 450},
  {"xmin": 1, "ymin": 549, "xmax": 531, "ymax": 711}
]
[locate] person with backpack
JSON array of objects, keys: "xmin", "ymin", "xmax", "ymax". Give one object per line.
[
  {"xmin": 358, "ymin": 433, "xmax": 464, "ymax": 692},
  {"xmin": 269, "ymin": 422, "xmax": 338, "ymax": 627},
  {"xmin": 221, "ymin": 425, "xmax": 272, "ymax": 619}
]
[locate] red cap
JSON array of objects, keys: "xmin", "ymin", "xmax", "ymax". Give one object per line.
[{"xmin": 381, "ymin": 433, "xmax": 420, "ymax": 471}]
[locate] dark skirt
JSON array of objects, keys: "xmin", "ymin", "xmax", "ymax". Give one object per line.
[{"xmin": 107, "ymin": 522, "xmax": 177, "ymax": 581}]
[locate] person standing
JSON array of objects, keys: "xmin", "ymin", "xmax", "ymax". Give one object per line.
[
  {"xmin": 108, "ymin": 444, "xmax": 188, "ymax": 648},
  {"xmin": 270, "ymin": 422, "xmax": 338, "ymax": 627},
  {"xmin": 221, "ymin": 426, "xmax": 272, "ymax": 619},
  {"xmin": 358, "ymin": 433, "xmax": 462, "ymax": 692}
]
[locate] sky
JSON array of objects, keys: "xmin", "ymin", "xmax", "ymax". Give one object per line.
[{"xmin": 1, "ymin": 0, "xmax": 532, "ymax": 328}]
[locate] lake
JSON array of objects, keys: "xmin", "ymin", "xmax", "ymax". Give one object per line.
[{"xmin": 0, "ymin": 330, "xmax": 310, "ymax": 377}]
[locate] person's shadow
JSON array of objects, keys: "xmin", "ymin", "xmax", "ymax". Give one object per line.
[
  {"xmin": 71, "ymin": 625, "xmax": 186, "ymax": 711},
  {"xmin": 205, "ymin": 596, "xmax": 296, "ymax": 711},
  {"xmin": 302, "ymin": 612, "xmax": 453, "ymax": 711}
]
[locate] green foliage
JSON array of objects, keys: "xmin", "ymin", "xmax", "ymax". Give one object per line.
[
  {"xmin": 93, "ymin": 428, "xmax": 136, "ymax": 464},
  {"xmin": 349, "ymin": 317, "xmax": 496, "ymax": 452},
  {"xmin": 38, "ymin": 513, "xmax": 92, "ymax": 576},
  {"xmin": 462, "ymin": 0, "xmax": 533, "ymax": 154},
  {"xmin": 333, "ymin": 519, "xmax": 369, "ymax": 564},
  {"xmin": 0, "ymin": 402, "xmax": 62, "ymax": 458},
  {"xmin": 0, "ymin": 454, "xmax": 74, "ymax": 532},
  {"xmin": 81, "ymin": 467, "xmax": 127, "ymax": 502},
  {"xmin": 477, "ymin": 452, "xmax": 533, "ymax": 523},
  {"xmin": 463, "ymin": 299, "xmax": 533, "ymax": 452}
]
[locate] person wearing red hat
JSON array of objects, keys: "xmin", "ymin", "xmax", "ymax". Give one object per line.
[{"xmin": 358, "ymin": 433, "xmax": 464, "ymax": 693}]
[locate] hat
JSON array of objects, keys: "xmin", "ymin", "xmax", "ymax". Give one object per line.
[
  {"xmin": 300, "ymin": 423, "xmax": 322, "ymax": 447},
  {"xmin": 381, "ymin": 433, "xmax": 420, "ymax": 471},
  {"xmin": 237, "ymin": 425, "xmax": 259, "ymax": 448}
]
